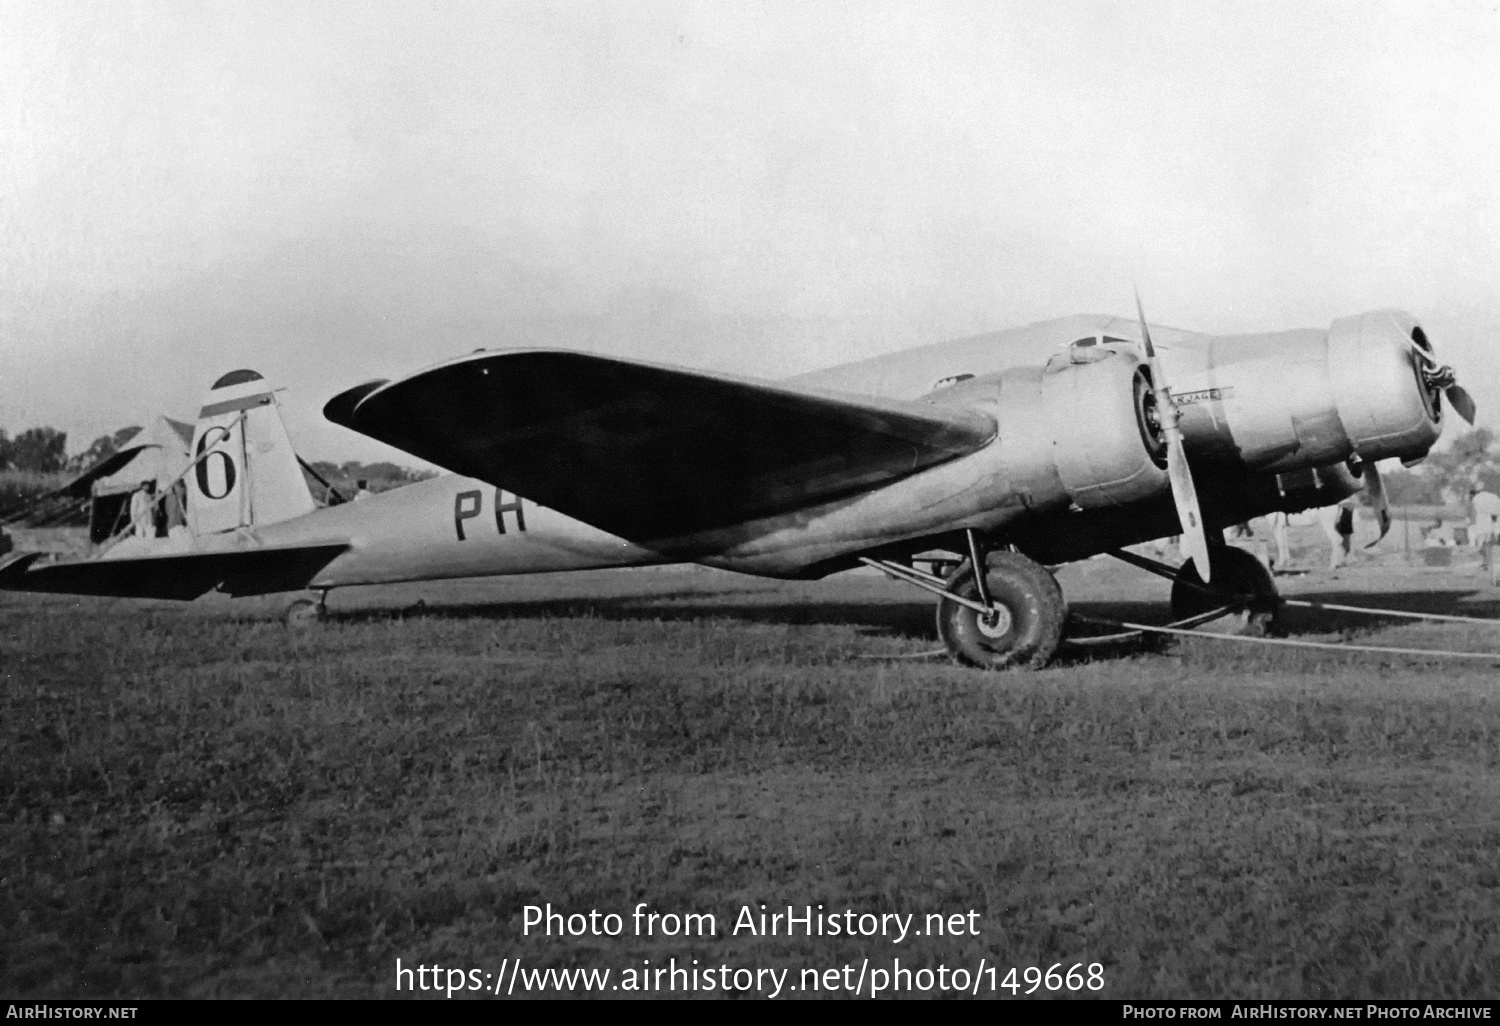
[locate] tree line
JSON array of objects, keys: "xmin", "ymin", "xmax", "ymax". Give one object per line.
[
  {"xmin": 3, "ymin": 421, "xmax": 1496, "ymax": 507},
  {"xmin": 0, "ymin": 423, "xmax": 434, "ymax": 484},
  {"xmin": 0, "ymin": 426, "xmax": 75, "ymax": 473},
  {"xmin": 0, "ymin": 425, "xmax": 155, "ymax": 475},
  {"xmin": 1381, "ymin": 428, "xmax": 1500, "ymax": 506}
]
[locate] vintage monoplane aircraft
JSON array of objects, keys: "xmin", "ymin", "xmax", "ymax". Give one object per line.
[
  {"xmin": 0, "ymin": 303, "xmax": 1475, "ymax": 668},
  {"xmin": 0, "ymin": 368, "xmax": 675, "ymax": 618}
]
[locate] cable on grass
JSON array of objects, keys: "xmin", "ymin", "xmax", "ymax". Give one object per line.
[
  {"xmin": 1069, "ymin": 614, "xmax": 1500, "ymax": 663},
  {"xmin": 1278, "ymin": 597, "xmax": 1500, "ymax": 627}
]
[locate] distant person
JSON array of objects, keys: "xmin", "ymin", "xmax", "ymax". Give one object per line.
[
  {"xmin": 1470, "ymin": 487, "xmax": 1500, "ymax": 549},
  {"xmin": 151, "ymin": 491, "xmax": 168, "ymax": 537},
  {"xmin": 1316, "ymin": 499, "xmax": 1355, "ymax": 571},
  {"xmin": 353, "ymin": 479, "xmax": 374, "ymax": 502},
  {"xmin": 164, "ymin": 480, "xmax": 188, "ymax": 531},
  {"xmin": 130, "ymin": 481, "xmax": 157, "ymax": 539},
  {"xmin": 1268, "ymin": 512, "xmax": 1292, "ymax": 570}
]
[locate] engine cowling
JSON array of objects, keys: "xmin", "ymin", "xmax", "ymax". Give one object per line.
[
  {"xmin": 1325, "ymin": 311, "xmax": 1443, "ymax": 462},
  {"xmin": 1172, "ymin": 309, "xmax": 1442, "ymax": 472},
  {"xmin": 932, "ymin": 346, "xmax": 1170, "ymax": 518},
  {"xmin": 1039, "ymin": 347, "xmax": 1169, "ymax": 508}
]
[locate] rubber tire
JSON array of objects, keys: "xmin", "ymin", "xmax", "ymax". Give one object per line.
[
  {"xmin": 1170, "ymin": 546, "xmax": 1279, "ymax": 636},
  {"xmin": 284, "ymin": 597, "xmax": 326, "ymax": 627},
  {"xmin": 936, "ymin": 551, "xmax": 1067, "ymax": 670}
]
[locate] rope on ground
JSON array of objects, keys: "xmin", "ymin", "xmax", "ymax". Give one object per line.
[
  {"xmin": 1109, "ymin": 546, "xmax": 1500, "ymax": 628},
  {"xmin": 1065, "ymin": 605, "xmax": 1236, "ymax": 646},
  {"xmin": 1279, "ymin": 597, "xmax": 1500, "ymax": 627},
  {"xmin": 854, "ymin": 648, "xmax": 949, "ymax": 661},
  {"xmin": 1069, "ymin": 614, "xmax": 1500, "ymax": 663},
  {"xmin": 856, "ymin": 606, "xmax": 1240, "ymax": 660}
]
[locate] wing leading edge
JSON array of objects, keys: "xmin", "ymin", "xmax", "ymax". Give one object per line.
[{"xmin": 325, "ymin": 351, "xmax": 996, "ymax": 543}]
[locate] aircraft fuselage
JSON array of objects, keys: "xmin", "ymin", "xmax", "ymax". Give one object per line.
[{"xmin": 252, "ymin": 474, "xmax": 669, "ymax": 588}]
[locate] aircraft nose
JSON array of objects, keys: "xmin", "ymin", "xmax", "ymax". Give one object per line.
[{"xmin": 1324, "ymin": 310, "xmax": 1445, "ymax": 463}]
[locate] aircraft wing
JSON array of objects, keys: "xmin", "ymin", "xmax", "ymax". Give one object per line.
[
  {"xmin": 325, "ymin": 351, "xmax": 996, "ymax": 542},
  {"xmin": 0, "ymin": 543, "xmax": 350, "ymax": 600}
]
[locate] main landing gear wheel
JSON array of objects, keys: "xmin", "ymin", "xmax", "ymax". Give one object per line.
[
  {"xmin": 937, "ymin": 551, "xmax": 1067, "ymax": 669},
  {"xmin": 1170, "ymin": 546, "xmax": 1279, "ymax": 636},
  {"xmin": 284, "ymin": 595, "xmax": 328, "ymax": 627}
]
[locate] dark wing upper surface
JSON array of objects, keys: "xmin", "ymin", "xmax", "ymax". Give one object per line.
[{"xmin": 325, "ymin": 351, "xmax": 996, "ymax": 542}]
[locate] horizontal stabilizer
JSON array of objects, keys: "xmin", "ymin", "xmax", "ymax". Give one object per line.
[
  {"xmin": 324, "ymin": 351, "xmax": 996, "ymax": 541},
  {"xmin": 0, "ymin": 543, "xmax": 349, "ymax": 600}
]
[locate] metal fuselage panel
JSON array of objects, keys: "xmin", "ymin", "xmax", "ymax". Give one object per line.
[
  {"xmin": 1151, "ymin": 312, "xmax": 1440, "ymax": 473},
  {"xmin": 239, "ymin": 310, "xmax": 1439, "ymax": 585},
  {"xmin": 683, "ymin": 351, "xmax": 1168, "ymax": 576},
  {"xmin": 715, "ymin": 309, "xmax": 1442, "ymax": 575},
  {"xmin": 249, "ymin": 475, "xmax": 668, "ymax": 587},
  {"xmin": 796, "ymin": 311, "xmax": 1439, "ymax": 477}
]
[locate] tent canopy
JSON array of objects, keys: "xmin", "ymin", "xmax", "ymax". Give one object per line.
[{"xmin": 87, "ymin": 417, "xmax": 193, "ymax": 497}]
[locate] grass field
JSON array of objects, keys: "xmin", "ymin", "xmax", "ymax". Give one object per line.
[{"xmin": 4, "ymin": 553, "xmax": 1500, "ymax": 999}]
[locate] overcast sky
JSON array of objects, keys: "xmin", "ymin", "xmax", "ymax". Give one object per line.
[{"xmin": 2, "ymin": 0, "xmax": 1497, "ymax": 462}]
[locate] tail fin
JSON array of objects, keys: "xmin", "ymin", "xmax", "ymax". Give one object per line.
[{"xmin": 186, "ymin": 369, "xmax": 315, "ymax": 535}]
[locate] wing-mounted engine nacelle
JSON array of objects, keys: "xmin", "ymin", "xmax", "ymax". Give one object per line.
[
  {"xmin": 1174, "ymin": 310, "xmax": 1443, "ymax": 473},
  {"xmin": 1039, "ymin": 347, "xmax": 1169, "ymax": 508},
  {"xmin": 934, "ymin": 347, "xmax": 1169, "ymax": 518},
  {"xmin": 1325, "ymin": 311, "xmax": 1443, "ymax": 461}
]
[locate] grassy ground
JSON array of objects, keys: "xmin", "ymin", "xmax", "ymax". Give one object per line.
[{"xmin": 4, "ymin": 556, "xmax": 1500, "ymax": 999}]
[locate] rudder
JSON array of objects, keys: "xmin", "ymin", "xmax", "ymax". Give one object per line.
[{"xmin": 187, "ymin": 369, "xmax": 315, "ymax": 534}]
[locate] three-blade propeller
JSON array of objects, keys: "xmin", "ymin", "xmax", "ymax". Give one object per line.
[
  {"xmin": 1403, "ymin": 335, "xmax": 1477, "ymax": 425},
  {"xmin": 1134, "ymin": 290, "xmax": 1213, "ymax": 582}
]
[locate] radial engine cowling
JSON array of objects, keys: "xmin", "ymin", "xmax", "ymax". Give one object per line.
[
  {"xmin": 1325, "ymin": 310, "xmax": 1444, "ymax": 463},
  {"xmin": 1173, "ymin": 309, "xmax": 1443, "ymax": 472},
  {"xmin": 973, "ymin": 347, "xmax": 1169, "ymax": 515}
]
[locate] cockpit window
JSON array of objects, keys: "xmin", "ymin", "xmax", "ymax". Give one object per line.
[
  {"xmin": 1102, "ymin": 336, "xmax": 1133, "ymax": 346},
  {"xmin": 1071, "ymin": 336, "xmax": 1097, "ymax": 348},
  {"xmin": 931, "ymin": 373, "xmax": 975, "ymax": 391}
]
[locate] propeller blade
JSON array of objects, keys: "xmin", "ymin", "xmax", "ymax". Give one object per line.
[
  {"xmin": 1133, "ymin": 289, "xmax": 1158, "ymax": 360},
  {"xmin": 1446, "ymin": 383, "xmax": 1478, "ymax": 425},
  {"xmin": 1361, "ymin": 461, "xmax": 1391, "ymax": 548},
  {"xmin": 1166, "ymin": 439, "xmax": 1213, "ymax": 575},
  {"xmin": 1400, "ymin": 332, "xmax": 1477, "ymax": 423},
  {"xmin": 1134, "ymin": 289, "xmax": 1213, "ymax": 581}
]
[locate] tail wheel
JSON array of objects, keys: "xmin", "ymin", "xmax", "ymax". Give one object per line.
[
  {"xmin": 1170, "ymin": 546, "xmax": 1279, "ymax": 635},
  {"xmin": 936, "ymin": 551, "xmax": 1067, "ymax": 669}
]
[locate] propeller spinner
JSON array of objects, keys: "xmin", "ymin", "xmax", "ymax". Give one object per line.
[{"xmin": 1134, "ymin": 290, "xmax": 1213, "ymax": 582}]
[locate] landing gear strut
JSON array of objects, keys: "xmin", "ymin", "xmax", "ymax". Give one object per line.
[
  {"xmin": 1112, "ymin": 543, "xmax": 1280, "ymax": 636},
  {"xmin": 936, "ymin": 532, "xmax": 1067, "ymax": 669},
  {"xmin": 859, "ymin": 532, "xmax": 1067, "ymax": 669}
]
